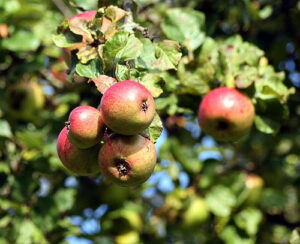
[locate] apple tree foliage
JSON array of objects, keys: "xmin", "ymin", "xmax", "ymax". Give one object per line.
[{"xmin": 1, "ymin": 0, "xmax": 300, "ymax": 243}]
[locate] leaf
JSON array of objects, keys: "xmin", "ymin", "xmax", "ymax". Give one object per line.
[
  {"xmin": 115, "ymin": 64, "xmax": 130, "ymax": 81},
  {"xmin": 91, "ymin": 75, "xmax": 117, "ymax": 94},
  {"xmin": 76, "ymin": 45, "xmax": 98, "ymax": 64},
  {"xmin": 2, "ymin": 29, "xmax": 40, "ymax": 51},
  {"xmin": 254, "ymin": 115, "xmax": 280, "ymax": 134},
  {"xmin": 15, "ymin": 219, "xmax": 48, "ymax": 244},
  {"xmin": 68, "ymin": 16, "xmax": 93, "ymax": 42},
  {"xmin": 52, "ymin": 32, "xmax": 82, "ymax": 48},
  {"xmin": 170, "ymin": 138, "xmax": 202, "ymax": 173},
  {"xmin": 142, "ymin": 113, "xmax": 163, "ymax": 143},
  {"xmin": 137, "ymin": 38, "xmax": 157, "ymax": 70},
  {"xmin": 235, "ymin": 66, "xmax": 257, "ymax": 88},
  {"xmin": 75, "ymin": 58, "xmax": 102, "ymax": 78},
  {"xmin": 290, "ymin": 228, "xmax": 300, "ymax": 244},
  {"xmin": 220, "ymin": 225, "xmax": 255, "ymax": 244},
  {"xmin": 0, "ymin": 120, "xmax": 12, "ymax": 138},
  {"xmin": 153, "ymin": 41, "xmax": 182, "ymax": 71},
  {"xmin": 54, "ymin": 188, "xmax": 76, "ymax": 213},
  {"xmin": 103, "ymin": 31, "xmax": 143, "ymax": 69},
  {"xmin": 161, "ymin": 8, "xmax": 205, "ymax": 50},
  {"xmin": 261, "ymin": 188, "xmax": 287, "ymax": 212},
  {"xmin": 234, "ymin": 208, "xmax": 263, "ymax": 235},
  {"xmin": 205, "ymin": 185, "xmax": 236, "ymax": 217},
  {"xmin": 140, "ymin": 73, "xmax": 163, "ymax": 97},
  {"xmin": 105, "ymin": 6, "xmax": 127, "ymax": 23},
  {"xmin": 137, "ymin": 39, "xmax": 181, "ymax": 71},
  {"xmin": 16, "ymin": 128, "xmax": 48, "ymax": 149}
]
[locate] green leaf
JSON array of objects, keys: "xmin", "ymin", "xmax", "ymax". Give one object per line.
[
  {"xmin": 254, "ymin": 115, "xmax": 280, "ymax": 134},
  {"xmin": 52, "ymin": 32, "xmax": 82, "ymax": 48},
  {"xmin": 104, "ymin": 5, "xmax": 127, "ymax": 22},
  {"xmin": 15, "ymin": 219, "xmax": 48, "ymax": 244},
  {"xmin": 75, "ymin": 58, "xmax": 102, "ymax": 78},
  {"xmin": 2, "ymin": 29, "xmax": 40, "ymax": 51},
  {"xmin": 235, "ymin": 66, "xmax": 257, "ymax": 88},
  {"xmin": 137, "ymin": 39, "xmax": 181, "ymax": 71},
  {"xmin": 153, "ymin": 41, "xmax": 182, "ymax": 71},
  {"xmin": 205, "ymin": 185, "xmax": 236, "ymax": 217},
  {"xmin": 0, "ymin": 120, "xmax": 12, "ymax": 138},
  {"xmin": 16, "ymin": 128, "xmax": 49, "ymax": 149},
  {"xmin": 261, "ymin": 188, "xmax": 287, "ymax": 212},
  {"xmin": 220, "ymin": 225, "xmax": 255, "ymax": 244},
  {"xmin": 115, "ymin": 64, "xmax": 130, "ymax": 81},
  {"xmin": 234, "ymin": 208, "xmax": 263, "ymax": 235},
  {"xmin": 161, "ymin": 8, "xmax": 205, "ymax": 50},
  {"xmin": 142, "ymin": 112, "xmax": 163, "ymax": 143},
  {"xmin": 140, "ymin": 73, "xmax": 163, "ymax": 97},
  {"xmin": 54, "ymin": 188, "xmax": 76, "ymax": 213},
  {"xmin": 137, "ymin": 38, "xmax": 157, "ymax": 70},
  {"xmin": 290, "ymin": 228, "xmax": 300, "ymax": 244},
  {"xmin": 103, "ymin": 31, "xmax": 143, "ymax": 69},
  {"xmin": 170, "ymin": 138, "xmax": 202, "ymax": 173}
]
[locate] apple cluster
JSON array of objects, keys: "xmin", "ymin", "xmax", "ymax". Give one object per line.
[{"xmin": 57, "ymin": 80, "xmax": 157, "ymax": 187}]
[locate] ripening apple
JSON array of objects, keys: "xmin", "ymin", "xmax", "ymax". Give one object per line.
[
  {"xmin": 182, "ymin": 197, "xmax": 209, "ymax": 229},
  {"xmin": 63, "ymin": 11, "xmax": 97, "ymax": 66},
  {"xmin": 198, "ymin": 87, "xmax": 255, "ymax": 142},
  {"xmin": 57, "ymin": 127, "xmax": 100, "ymax": 175},
  {"xmin": 68, "ymin": 11, "xmax": 97, "ymax": 22},
  {"xmin": 98, "ymin": 134, "xmax": 156, "ymax": 187},
  {"xmin": 99, "ymin": 80, "xmax": 155, "ymax": 135},
  {"xmin": 67, "ymin": 105, "xmax": 105, "ymax": 149},
  {"xmin": 245, "ymin": 173, "xmax": 264, "ymax": 204},
  {"xmin": 5, "ymin": 81, "xmax": 45, "ymax": 122}
]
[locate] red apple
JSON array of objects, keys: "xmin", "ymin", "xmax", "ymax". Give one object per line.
[
  {"xmin": 63, "ymin": 11, "xmax": 97, "ymax": 66},
  {"xmin": 198, "ymin": 87, "xmax": 255, "ymax": 142},
  {"xmin": 98, "ymin": 134, "xmax": 157, "ymax": 187},
  {"xmin": 57, "ymin": 127, "xmax": 100, "ymax": 175},
  {"xmin": 99, "ymin": 81, "xmax": 155, "ymax": 135},
  {"xmin": 67, "ymin": 105, "xmax": 105, "ymax": 149},
  {"xmin": 68, "ymin": 11, "xmax": 97, "ymax": 22}
]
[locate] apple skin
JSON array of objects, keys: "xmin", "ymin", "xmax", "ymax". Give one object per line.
[
  {"xmin": 182, "ymin": 197, "xmax": 209, "ymax": 229},
  {"xmin": 198, "ymin": 87, "xmax": 255, "ymax": 142},
  {"xmin": 68, "ymin": 11, "xmax": 97, "ymax": 22},
  {"xmin": 6, "ymin": 81, "xmax": 45, "ymax": 122},
  {"xmin": 57, "ymin": 127, "xmax": 101, "ymax": 176},
  {"xmin": 67, "ymin": 105, "xmax": 105, "ymax": 149},
  {"xmin": 63, "ymin": 11, "xmax": 97, "ymax": 67},
  {"xmin": 99, "ymin": 80, "xmax": 155, "ymax": 135},
  {"xmin": 98, "ymin": 134, "xmax": 156, "ymax": 187},
  {"xmin": 245, "ymin": 173, "xmax": 264, "ymax": 204}
]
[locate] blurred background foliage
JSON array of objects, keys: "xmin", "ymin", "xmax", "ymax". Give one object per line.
[{"xmin": 1, "ymin": 0, "xmax": 300, "ymax": 243}]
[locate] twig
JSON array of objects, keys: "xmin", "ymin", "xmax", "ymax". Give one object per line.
[{"xmin": 52, "ymin": 0, "xmax": 73, "ymax": 18}]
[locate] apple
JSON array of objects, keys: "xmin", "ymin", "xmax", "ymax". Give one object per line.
[
  {"xmin": 115, "ymin": 230, "xmax": 139, "ymax": 244},
  {"xmin": 67, "ymin": 105, "xmax": 105, "ymax": 149},
  {"xmin": 5, "ymin": 81, "xmax": 45, "ymax": 122},
  {"xmin": 68, "ymin": 11, "xmax": 97, "ymax": 22},
  {"xmin": 99, "ymin": 80, "xmax": 155, "ymax": 135},
  {"xmin": 63, "ymin": 11, "xmax": 97, "ymax": 66},
  {"xmin": 245, "ymin": 173, "xmax": 264, "ymax": 204},
  {"xmin": 57, "ymin": 127, "xmax": 100, "ymax": 175},
  {"xmin": 182, "ymin": 197, "xmax": 209, "ymax": 229},
  {"xmin": 198, "ymin": 87, "xmax": 255, "ymax": 142},
  {"xmin": 98, "ymin": 134, "xmax": 156, "ymax": 187}
]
